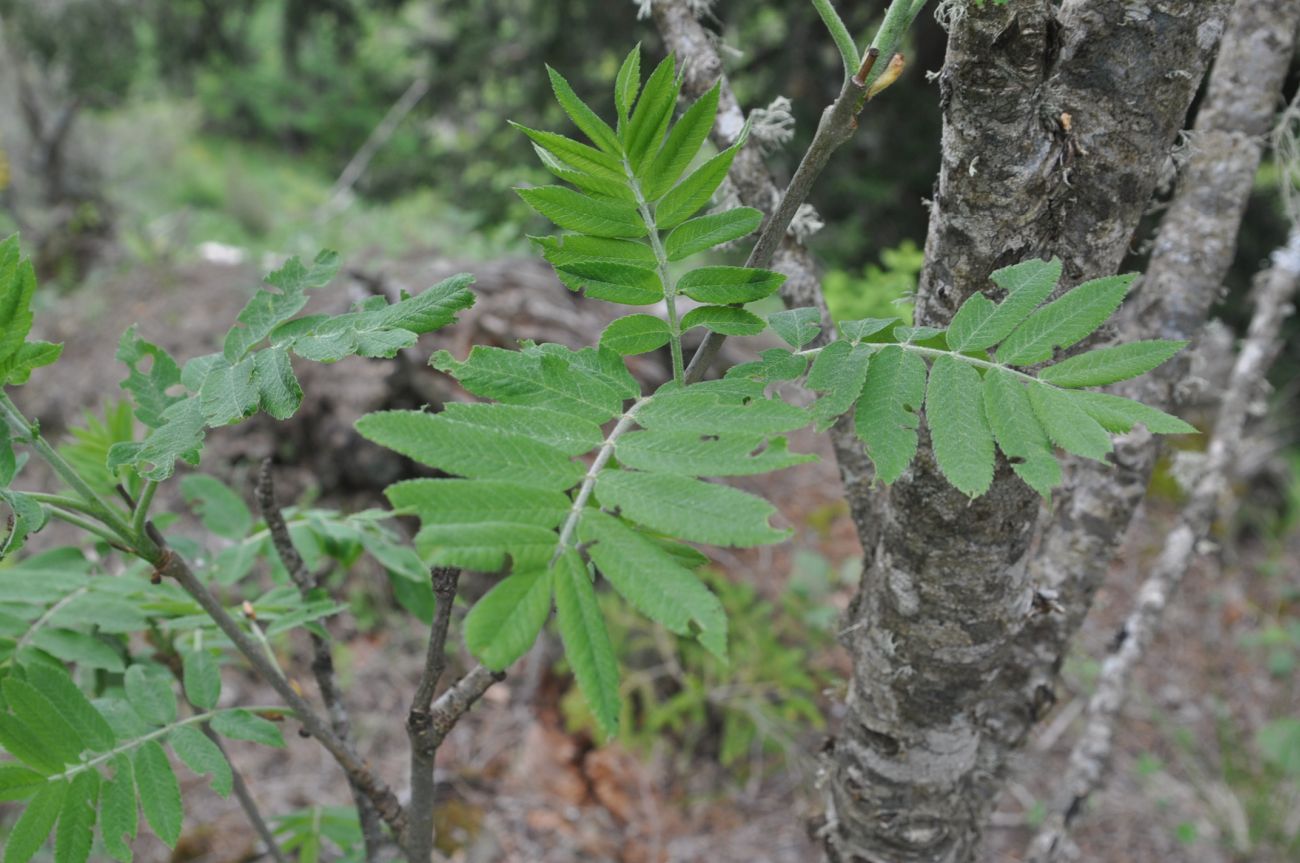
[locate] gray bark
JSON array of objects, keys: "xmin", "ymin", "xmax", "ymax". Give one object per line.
[{"xmin": 821, "ymin": 2, "xmax": 1231, "ymax": 861}]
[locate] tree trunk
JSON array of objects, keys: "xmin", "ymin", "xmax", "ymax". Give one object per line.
[
  {"xmin": 820, "ymin": 2, "xmax": 1230, "ymax": 861},
  {"xmin": 978, "ymin": 0, "xmax": 1300, "ymax": 772}
]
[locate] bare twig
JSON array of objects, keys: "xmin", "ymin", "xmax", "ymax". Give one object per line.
[
  {"xmin": 1027, "ymin": 231, "xmax": 1300, "ymax": 862},
  {"xmin": 406, "ymin": 566, "xmax": 461, "ymax": 863},
  {"xmin": 680, "ymin": 55, "xmax": 866, "ymax": 384},
  {"xmin": 203, "ymin": 725, "xmax": 289, "ymax": 863},
  {"xmin": 319, "ymin": 76, "xmax": 431, "ymax": 218},
  {"xmin": 254, "ymin": 460, "xmax": 388, "ymax": 860},
  {"xmin": 153, "ymin": 548, "xmax": 410, "ymax": 846},
  {"xmin": 429, "ymin": 664, "xmax": 504, "ymax": 746},
  {"xmin": 651, "ymin": 0, "xmax": 881, "ymax": 542}
]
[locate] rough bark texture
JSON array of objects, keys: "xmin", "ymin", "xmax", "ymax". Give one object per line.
[
  {"xmin": 982, "ymin": 0, "xmax": 1300, "ymax": 769},
  {"xmin": 821, "ymin": 2, "xmax": 1231, "ymax": 861}
]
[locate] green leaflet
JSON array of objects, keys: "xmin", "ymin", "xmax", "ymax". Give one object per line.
[
  {"xmin": 725, "ymin": 348, "xmax": 809, "ymax": 383},
  {"xmin": 0, "ymin": 236, "xmax": 61, "ymax": 386},
  {"xmin": 518, "ymin": 186, "xmax": 647, "ymax": 239},
  {"xmin": 209, "ymin": 709, "xmax": 285, "ymax": 748},
  {"xmin": 115, "ymin": 328, "xmax": 185, "ymax": 429},
  {"xmin": 55, "ymin": 772, "xmax": 98, "ymax": 863},
  {"xmin": 1026, "ymin": 383, "xmax": 1113, "ymax": 462},
  {"xmin": 680, "ymin": 305, "xmax": 766, "ymax": 336},
  {"xmin": 614, "ymin": 44, "xmax": 641, "ymax": 121},
  {"xmin": 415, "ymin": 522, "xmax": 559, "ymax": 570},
  {"xmin": 600, "ymin": 314, "xmax": 673, "ymax": 356},
  {"xmin": 180, "ymin": 474, "xmax": 253, "ymax": 540},
  {"xmin": 432, "ymin": 344, "xmax": 635, "ymax": 424},
  {"xmin": 982, "ymin": 370, "xmax": 1060, "ymax": 498},
  {"xmin": 806, "ymin": 340, "xmax": 871, "ymax": 431},
  {"xmin": 677, "ymin": 266, "xmax": 786, "ymax": 304},
  {"xmin": 99, "ymin": 757, "xmax": 136, "ymax": 862},
  {"xmin": 768, "ymin": 307, "xmax": 823, "ymax": 348},
  {"xmin": 510, "ymin": 124, "xmax": 625, "ymax": 179},
  {"xmin": 624, "ymin": 54, "xmax": 680, "ymax": 170},
  {"xmin": 0, "ymin": 766, "xmax": 46, "ymax": 803},
  {"xmin": 1038, "ymin": 339, "xmax": 1186, "ymax": 387},
  {"xmin": 946, "ymin": 257, "xmax": 1061, "ymax": 352},
  {"xmin": 124, "ymin": 665, "xmax": 178, "ymax": 727},
  {"xmin": 4, "ymin": 781, "xmax": 65, "ymax": 863},
  {"xmin": 133, "ymin": 741, "xmax": 182, "ymax": 847},
  {"xmin": 926, "ymin": 356, "xmax": 995, "ymax": 497},
  {"xmin": 1068, "ymin": 390, "xmax": 1196, "ymax": 435},
  {"xmin": 595, "ymin": 469, "xmax": 789, "ymax": 546},
  {"xmin": 654, "ymin": 143, "xmax": 741, "ymax": 230},
  {"xmin": 854, "ymin": 345, "xmax": 927, "ymax": 484},
  {"xmin": 535, "ymin": 146, "xmax": 637, "ymax": 202},
  {"xmin": 2, "ymin": 678, "xmax": 88, "ymax": 769},
  {"xmin": 464, "ymin": 568, "xmax": 554, "ymax": 670},
  {"xmin": 664, "ymin": 208, "xmax": 763, "ymax": 261},
  {"xmin": 580, "ymin": 511, "xmax": 727, "ymax": 659},
  {"xmin": 356, "ymin": 410, "xmax": 584, "ymax": 491},
  {"xmin": 386, "ymin": 478, "xmax": 572, "ymax": 526},
  {"xmin": 997, "ymin": 273, "xmax": 1134, "ymax": 365},
  {"xmin": 546, "ymin": 65, "xmax": 621, "ymax": 155},
  {"xmin": 223, "ymin": 250, "xmax": 340, "ymax": 361},
  {"xmin": 643, "ymin": 81, "xmax": 719, "ymax": 198},
  {"xmin": 636, "ymin": 380, "xmax": 810, "ymax": 434},
  {"xmin": 552, "ymin": 551, "xmax": 621, "ymax": 738},
  {"xmin": 615, "ymin": 430, "xmax": 816, "ymax": 476},
  {"xmin": 180, "ymin": 648, "xmax": 222, "ymax": 711},
  {"xmin": 168, "ymin": 725, "xmax": 233, "ymax": 798},
  {"xmin": 440, "ymin": 403, "xmax": 604, "ymax": 456},
  {"xmin": 839, "ymin": 317, "xmax": 898, "ymax": 342},
  {"xmin": 22, "ymin": 664, "xmax": 115, "ymax": 753}
]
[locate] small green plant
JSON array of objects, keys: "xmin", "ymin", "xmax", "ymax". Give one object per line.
[{"xmin": 0, "ymin": 20, "xmax": 1197, "ymax": 863}]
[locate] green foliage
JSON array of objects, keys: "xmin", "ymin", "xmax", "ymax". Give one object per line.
[
  {"xmin": 822, "ymin": 240, "xmax": 922, "ymax": 324},
  {"xmin": 561, "ymin": 567, "xmax": 832, "ymax": 772},
  {"xmin": 104, "ymin": 252, "xmax": 474, "ymax": 480},
  {"xmin": 0, "ymin": 660, "xmax": 283, "ymax": 862}
]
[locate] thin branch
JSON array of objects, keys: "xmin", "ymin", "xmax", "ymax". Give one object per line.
[
  {"xmin": 254, "ymin": 459, "xmax": 387, "ymax": 860},
  {"xmin": 811, "ymin": 0, "xmax": 861, "ymax": 80},
  {"xmin": 154, "ymin": 549, "xmax": 409, "ymax": 845},
  {"xmin": 428, "ymin": 664, "xmax": 504, "ymax": 748},
  {"xmin": 406, "ymin": 566, "xmax": 461, "ymax": 863},
  {"xmin": 1027, "ymin": 231, "xmax": 1300, "ymax": 862},
  {"xmin": 319, "ymin": 76, "xmax": 431, "ymax": 218},
  {"xmin": 202, "ymin": 726, "xmax": 289, "ymax": 863},
  {"xmin": 672, "ymin": 0, "xmax": 922, "ymax": 384},
  {"xmin": 682, "ymin": 70, "xmax": 866, "ymax": 384},
  {"xmin": 131, "ymin": 479, "xmax": 159, "ymax": 538}
]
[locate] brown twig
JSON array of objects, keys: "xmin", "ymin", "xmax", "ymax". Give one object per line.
[
  {"xmin": 404, "ymin": 566, "xmax": 459, "ymax": 863},
  {"xmin": 1027, "ymin": 231, "xmax": 1300, "ymax": 862},
  {"xmin": 152, "ymin": 542, "xmax": 409, "ymax": 848},
  {"xmin": 254, "ymin": 460, "xmax": 388, "ymax": 859},
  {"xmin": 202, "ymin": 725, "xmax": 289, "ymax": 863}
]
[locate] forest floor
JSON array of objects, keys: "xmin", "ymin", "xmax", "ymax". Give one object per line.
[{"xmin": 11, "ymin": 252, "xmax": 1299, "ymax": 863}]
